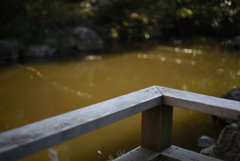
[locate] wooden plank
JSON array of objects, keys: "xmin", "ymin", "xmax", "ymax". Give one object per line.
[
  {"xmin": 113, "ymin": 146, "xmax": 161, "ymax": 161},
  {"xmin": 157, "ymin": 86, "xmax": 240, "ymax": 121},
  {"xmin": 160, "ymin": 145, "xmax": 223, "ymax": 161},
  {"xmin": 113, "ymin": 145, "xmax": 222, "ymax": 161},
  {"xmin": 0, "ymin": 86, "xmax": 162, "ymax": 161},
  {"xmin": 142, "ymin": 105, "xmax": 173, "ymax": 152}
]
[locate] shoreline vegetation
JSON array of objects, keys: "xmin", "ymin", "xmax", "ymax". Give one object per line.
[
  {"xmin": 1, "ymin": 0, "xmax": 240, "ymax": 65},
  {"xmin": 0, "ymin": 36, "xmax": 239, "ymax": 66},
  {"xmin": 0, "ymin": 0, "xmax": 240, "ymax": 47},
  {"xmin": 1, "ymin": 0, "xmax": 240, "ymax": 43}
]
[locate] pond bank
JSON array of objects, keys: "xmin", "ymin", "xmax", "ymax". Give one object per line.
[
  {"xmin": 0, "ymin": 26, "xmax": 104, "ymax": 65},
  {"xmin": 1, "ymin": 25, "xmax": 240, "ymax": 66}
]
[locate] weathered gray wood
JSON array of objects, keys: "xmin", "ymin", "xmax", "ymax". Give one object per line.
[
  {"xmin": 142, "ymin": 105, "xmax": 173, "ymax": 151},
  {"xmin": 113, "ymin": 145, "xmax": 222, "ymax": 161},
  {"xmin": 0, "ymin": 86, "xmax": 162, "ymax": 161},
  {"xmin": 160, "ymin": 145, "xmax": 223, "ymax": 161},
  {"xmin": 113, "ymin": 146, "xmax": 161, "ymax": 161},
  {"xmin": 157, "ymin": 86, "xmax": 240, "ymax": 121},
  {"xmin": 1, "ymin": 85, "xmax": 239, "ymax": 161}
]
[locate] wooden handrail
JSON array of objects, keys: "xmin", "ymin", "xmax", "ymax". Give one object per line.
[
  {"xmin": 0, "ymin": 86, "xmax": 239, "ymax": 161},
  {"xmin": 158, "ymin": 86, "xmax": 240, "ymax": 120},
  {"xmin": 0, "ymin": 86, "xmax": 162, "ymax": 161}
]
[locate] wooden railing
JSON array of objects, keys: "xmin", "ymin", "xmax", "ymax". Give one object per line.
[{"xmin": 0, "ymin": 86, "xmax": 239, "ymax": 161}]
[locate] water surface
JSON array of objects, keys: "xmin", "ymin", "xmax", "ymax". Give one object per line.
[{"xmin": 0, "ymin": 41, "xmax": 239, "ymax": 161}]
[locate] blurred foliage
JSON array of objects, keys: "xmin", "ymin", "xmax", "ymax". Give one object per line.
[
  {"xmin": 0, "ymin": 0, "xmax": 240, "ymax": 44},
  {"xmin": 0, "ymin": 0, "xmax": 88, "ymax": 45},
  {"xmin": 90, "ymin": 0, "xmax": 175, "ymax": 41}
]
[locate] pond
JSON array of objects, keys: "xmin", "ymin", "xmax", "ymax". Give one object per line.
[{"xmin": 0, "ymin": 40, "xmax": 240, "ymax": 161}]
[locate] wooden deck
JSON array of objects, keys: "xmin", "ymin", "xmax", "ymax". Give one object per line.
[
  {"xmin": 114, "ymin": 146, "xmax": 222, "ymax": 161},
  {"xmin": 0, "ymin": 86, "xmax": 239, "ymax": 161}
]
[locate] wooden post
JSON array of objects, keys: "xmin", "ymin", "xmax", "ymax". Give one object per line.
[{"xmin": 141, "ymin": 105, "xmax": 173, "ymax": 152}]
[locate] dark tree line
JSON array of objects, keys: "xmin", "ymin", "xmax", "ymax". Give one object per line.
[{"xmin": 1, "ymin": 0, "xmax": 240, "ymax": 44}]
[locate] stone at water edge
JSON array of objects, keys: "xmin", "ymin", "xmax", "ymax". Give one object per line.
[
  {"xmin": 220, "ymin": 88, "xmax": 240, "ymax": 124},
  {"xmin": 222, "ymin": 88, "xmax": 240, "ymax": 101},
  {"xmin": 232, "ymin": 35, "xmax": 240, "ymax": 48},
  {"xmin": 0, "ymin": 40, "xmax": 21, "ymax": 64},
  {"xmin": 200, "ymin": 145, "xmax": 215, "ymax": 155},
  {"xmin": 203, "ymin": 88, "xmax": 240, "ymax": 159},
  {"xmin": 25, "ymin": 45, "xmax": 57, "ymax": 58},
  {"xmin": 197, "ymin": 135, "xmax": 216, "ymax": 148},
  {"xmin": 210, "ymin": 123, "xmax": 240, "ymax": 161},
  {"xmin": 212, "ymin": 88, "xmax": 240, "ymax": 126},
  {"xmin": 70, "ymin": 26, "xmax": 104, "ymax": 51},
  {"xmin": 50, "ymin": 26, "xmax": 104, "ymax": 52}
]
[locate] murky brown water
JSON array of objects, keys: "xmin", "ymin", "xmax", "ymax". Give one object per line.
[{"xmin": 0, "ymin": 41, "xmax": 240, "ymax": 161}]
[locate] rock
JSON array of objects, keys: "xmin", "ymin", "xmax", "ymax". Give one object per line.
[
  {"xmin": 45, "ymin": 38, "xmax": 58, "ymax": 48},
  {"xmin": 212, "ymin": 88, "xmax": 240, "ymax": 126},
  {"xmin": 0, "ymin": 40, "xmax": 21, "ymax": 64},
  {"xmin": 206, "ymin": 88, "xmax": 240, "ymax": 160},
  {"xmin": 197, "ymin": 135, "xmax": 216, "ymax": 148},
  {"xmin": 73, "ymin": 26, "xmax": 103, "ymax": 51},
  {"xmin": 22, "ymin": 26, "xmax": 103, "ymax": 59},
  {"xmin": 222, "ymin": 88, "xmax": 240, "ymax": 101},
  {"xmin": 232, "ymin": 36, "xmax": 240, "ymax": 48},
  {"xmin": 221, "ymin": 88, "xmax": 240, "ymax": 124},
  {"xmin": 54, "ymin": 26, "xmax": 104, "ymax": 52},
  {"xmin": 0, "ymin": 27, "xmax": 103, "ymax": 61},
  {"xmin": 98, "ymin": 0, "xmax": 110, "ymax": 5},
  {"xmin": 24, "ymin": 44, "xmax": 57, "ymax": 58},
  {"xmin": 200, "ymin": 145, "xmax": 215, "ymax": 155},
  {"xmin": 210, "ymin": 123, "xmax": 240, "ymax": 161}
]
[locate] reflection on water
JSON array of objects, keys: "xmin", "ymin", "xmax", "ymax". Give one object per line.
[
  {"xmin": 17, "ymin": 64, "xmax": 92, "ymax": 98},
  {"xmin": 0, "ymin": 43, "xmax": 239, "ymax": 161}
]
